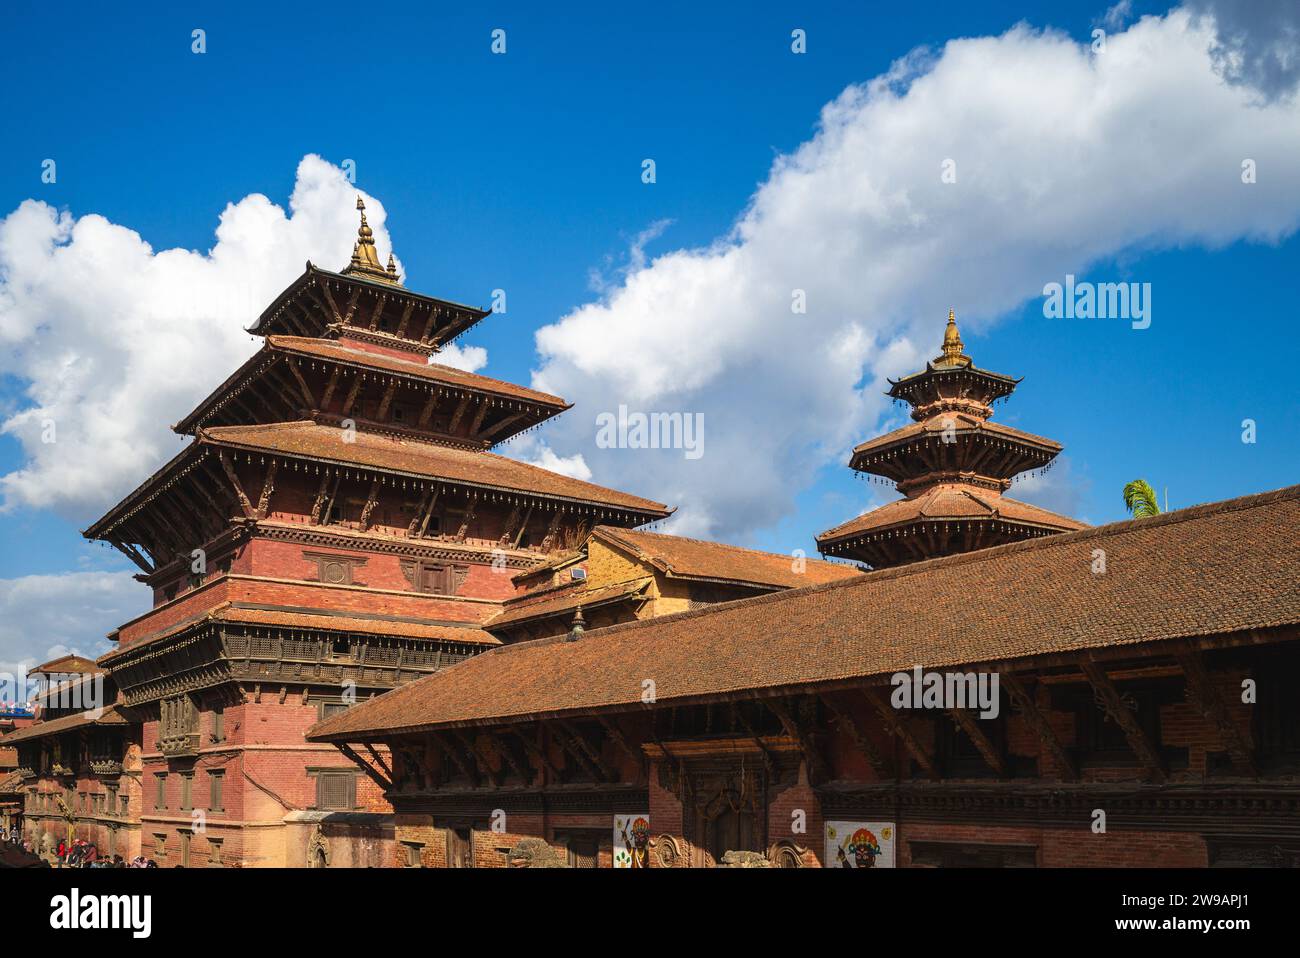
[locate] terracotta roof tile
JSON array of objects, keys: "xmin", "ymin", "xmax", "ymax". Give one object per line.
[
  {"xmin": 0, "ymin": 707, "xmax": 127, "ymax": 746},
  {"xmin": 309, "ymin": 483, "xmax": 1300, "ymax": 741},
  {"xmin": 484, "ymin": 579, "xmax": 653, "ymax": 630},
  {"xmin": 217, "ymin": 608, "xmax": 500, "ymax": 645},
  {"xmin": 266, "ymin": 336, "xmax": 569, "ymax": 408},
  {"xmin": 201, "ymin": 421, "xmax": 673, "ymax": 517},
  {"xmin": 593, "ymin": 527, "xmax": 863, "ymax": 588},
  {"xmin": 98, "ymin": 603, "xmax": 499, "ymax": 664},
  {"xmin": 817, "ymin": 486, "xmax": 1086, "ymax": 543},
  {"xmin": 851, "ymin": 415, "xmax": 1061, "ymax": 458}
]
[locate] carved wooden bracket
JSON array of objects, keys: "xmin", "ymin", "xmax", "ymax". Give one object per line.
[{"xmin": 1081, "ymin": 660, "xmax": 1166, "ymax": 783}]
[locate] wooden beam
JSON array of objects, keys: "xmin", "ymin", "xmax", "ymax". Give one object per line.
[
  {"xmin": 411, "ymin": 485, "xmax": 441, "ymax": 539},
  {"xmin": 548, "ymin": 721, "xmax": 606, "ymax": 782},
  {"xmin": 539, "ymin": 510, "xmax": 564, "ymax": 552},
  {"xmin": 416, "ymin": 391, "xmax": 438, "ymax": 429},
  {"xmin": 498, "ymin": 504, "xmax": 523, "ymax": 546},
  {"xmin": 375, "ymin": 380, "xmax": 397, "ymax": 421},
  {"xmin": 1172, "ymin": 644, "xmax": 1256, "ymax": 776},
  {"xmin": 153, "ymin": 491, "xmax": 208, "ymax": 552},
  {"xmin": 255, "ymin": 460, "xmax": 279, "ymax": 519},
  {"xmin": 418, "ymin": 306, "xmax": 439, "ymax": 343},
  {"xmin": 454, "ymin": 492, "xmax": 478, "ymax": 542},
  {"xmin": 453, "ymin": 730, "xmax": 503, "ymax": 787},
  {"xmin": 597, "ymin": 716, "xmax": 644, "ymax": 779},
  {"xmin": 279, "ymin": 304, "xmax": 312, "ymax": 337},
  {"xmin": 732, "ymin": 704, "xmax": 776, "ymax": 774},
  {"xmin": 337, "ymin": 743, "xmax": 392, "ymax": 792},
  {"xmin": 317, "ymin": 283, "xmax": 343, "ymax": 325},
  {"xmin": 217, "ymin": 452, "xmax": 255, "ymax": 518},
  {"xmin": 510, "ymin": 727, "xmax": 560, "ymax": 784},
  {"xmin": 285, "ymin": 358, "xmax": 316, "ymax": 409},
  {"xmin": 342, "ymin": 287, "xmax": 361, "ymax": 326},
  {"xmin": 309, "ymin": 473, "xmax": 331, "ymax": 525},
  {"xmin": 1001, "ymin": 672, "xmax": 1076, "ymax": 781},
  {"xmin": 946, "ymin": 706, "xmax": 1008, "ymax": 777},
  {"xmin": 511, "ymin": 503, "xmax": 534, "ymax": 550},
  {"xmin": 485, "ymin": 732, "xmax": 530, "ymax": 784},
  {"xmin": 467, "ymin": 399, "xmax": 490, "ymax": 437},
  {"xmin": 341, "ymin": 375, "xmax": 362, "ymax": 418},
  {"xmin": 863, "ymin": 686, "xmax": 938, "ymax": 780},
  {"xmin": 557, "ymin": 719, "xmax": 616, "ymax": 781},
  {"xmin": 764, "ymin": 698, "xmax": 828, "ymax": 781},
  {"xmin": 479, "ymin": 410, "xmax": 528, "ymax": 443},
  {"xmin": 432, "ymin": 733, "xmax": 479, "ymax": 787},
  {"xmin": 394, "ymin": 301, "xmax": 415, "ymax": 338},
  {"xmin": 1081, "ymin": 660, "xmax": 1166, "ymax": 783},
  {"xmin": 364, "ymin": 744, "xmax": 393, "ymax": 781},
  {"xmin": 109, "ymin": 537, "xmax": 154, "ymax": 574},
  {"xmin": 358, "ymin": 478, "xmax": 381, "ymax": 531},
  {"xmin": 447, "ymin": 394, "xmax": 471, "ymax": 434},
  {"xmin": 316, "ymin": 474, "xmax": 342, "ymax": 526},
  {"xmin": 367, "ymin": 293, "xmax": 388, "ymax": 331},
  {"xmin": 821, "ymin": 696, "xmax": 891, "ymax": 777},
  {"xmin": 319, "ymin": 367, "xmax": 341, "ymax": 411}
]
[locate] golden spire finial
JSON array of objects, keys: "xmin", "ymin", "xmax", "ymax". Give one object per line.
[
  {"xmin": 933, "ymin": 307, "xmax": 972, "ymax": 367},
  {"xmin": 340, "ymin": 194, "xmax": 403, "ymax": 286}
]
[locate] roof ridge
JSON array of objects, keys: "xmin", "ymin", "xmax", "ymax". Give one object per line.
[
  {"xmin": 569, "ymin": 482, "xmax": 1300, "ymax": 643},
  {"xmin": 593, "ymin": 524, "xmax": 849, "ymax": 567}
]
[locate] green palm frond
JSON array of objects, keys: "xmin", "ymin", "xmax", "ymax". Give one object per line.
[{"xmin": 1123, "ymin": 479, "xmax": 1162, "ymax": 518}]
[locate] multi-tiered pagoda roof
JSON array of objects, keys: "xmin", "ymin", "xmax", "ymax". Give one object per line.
[
  {"xmin": 86, "ymin": 199, "xmax": 672, "ymax": 582},
  {"xmin": 817, "ymin": 310, "xmax": 1084, "ymax": 568}
]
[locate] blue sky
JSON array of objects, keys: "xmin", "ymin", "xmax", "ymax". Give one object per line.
[{"xmin": 1, "ymin": 0, "xmax": 1298, "ymax": 663}]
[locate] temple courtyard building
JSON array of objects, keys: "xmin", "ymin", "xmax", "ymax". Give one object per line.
[{"xmin": 6, "ymin": 209, "xmax": 1297, "ymax": 869}]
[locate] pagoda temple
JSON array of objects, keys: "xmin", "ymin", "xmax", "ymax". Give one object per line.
[
  {"xmin": 59, "ymin": 199, "xmax": 671, "ymax": 867},
  {"xmin": 817, "ymin": 310, "xmax": 1084, "ymax": 567}
]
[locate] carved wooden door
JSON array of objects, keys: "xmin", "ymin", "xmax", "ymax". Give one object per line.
[{"xmin": 447, "ymin": 826, "xmax": 472, "ymax": 868}]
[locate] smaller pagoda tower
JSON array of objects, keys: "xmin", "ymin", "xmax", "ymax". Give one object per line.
[{"xmin": 817, "ymin": 310, "xmax": 1085, "ymax": 568}]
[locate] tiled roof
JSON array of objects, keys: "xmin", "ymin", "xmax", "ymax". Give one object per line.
[
  {"xmin": 484, "ymin": 579, "xmax": 653, "ymax": 630},
  {"xmin": 850, "ymin": 415, "xmax": 1061, "ymax": 458},
  {"xmin": 98, "ymin": 603, "xmax": 499, "ymax": 664},
  {"xmin": 593, "ymin": 527, "xmax": 863, "ymax": 588},
  {"xmin": 817, "ymin": 485, "xmax": 1086, "ymax": 543},
  {"xmin": 201, "ymin": 421, "xmax": 673, "ymax": 517},
  {"xmin": 0, "ymin": 707, "xmax": 127, "ymax": 745},
  {"xmin": 308, "ymin": 483, "xmax": 1300, "ymax": 741},
  {"xmin": 217, "ymin": 608, "xmax": 499, "ymax": 645},
  {"xmin": 29, "ymin": 654, "xmax": 101, "ymax": 676},
  {"xmin": 266, "ymin": 337, "xmax": 570, "ymax": 408}
]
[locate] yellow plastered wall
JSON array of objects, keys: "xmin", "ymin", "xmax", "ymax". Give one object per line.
[{"xmin": 585, "ymin": 540, "xmax": 653, "ymax": 590}]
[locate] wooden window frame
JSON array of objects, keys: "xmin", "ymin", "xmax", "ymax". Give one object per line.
[
  {"xmin": 309, "ymin": 768, "xmax": 358, "ymax": 811},
  {"xmin": 208, "ymin": 770, "xmax": 224, "ymax": 813}
]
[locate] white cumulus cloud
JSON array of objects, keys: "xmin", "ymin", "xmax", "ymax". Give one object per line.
[
  {"xmin": 530, "ymin": 8, "xmax": 1300, "ymax": 542},
  {"xmin": 0, "ymin": 571, "xmax": 145, "ymax": 686},
  {"xmin": 0, "ymin": 155, "xmax": 428, "ymax": 518}
]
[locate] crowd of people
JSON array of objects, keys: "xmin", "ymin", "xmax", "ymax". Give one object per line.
[
  {"xmin": 0, "ymin": 827, "xmax": 159, "ymax": 868},
  {"xmin": 52, "ymin": 838, "xmax": 159, "ymax": 867}
]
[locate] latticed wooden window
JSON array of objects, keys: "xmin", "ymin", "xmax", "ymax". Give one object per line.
[
  {"xmin": 180, "ymin": 772, "xmax": 193, "ymax": 810},
  {"xmin": 315, "ymin": 770, "xmax": 356, "ymax": 810},
  {"xmin": 155, "ymin": 774, "xmax": 167, "ymax": 810},
  {"xmin": 161, "ymin": 695, "xmax": 198, "ymax": 738},
  {"xmin": 319, "ymin": 701, "xmax": 350, "ymax": 721}
]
